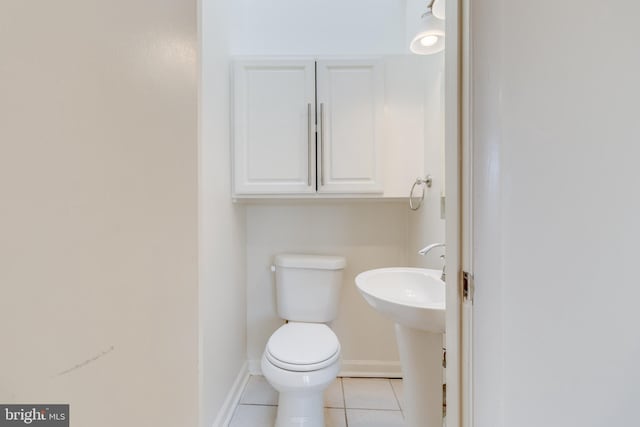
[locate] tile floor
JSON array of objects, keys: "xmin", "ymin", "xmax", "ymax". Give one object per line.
[{"xmin": 229, "ymin": 376, "xmax": 406, "ymax": 427}]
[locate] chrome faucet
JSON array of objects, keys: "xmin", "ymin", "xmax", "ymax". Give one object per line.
[{"xmin": 418, "ymin": 243, "xmax": 446, "ymax": 282}]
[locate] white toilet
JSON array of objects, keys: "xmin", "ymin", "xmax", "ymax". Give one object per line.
[{"xmin": 262, "ymin": 253, "xmax": 346, "ymax": 427}]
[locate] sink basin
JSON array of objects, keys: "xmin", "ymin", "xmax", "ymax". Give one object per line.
[{"xmin": 355, "ymin": 267, "xmax": 445, "ymax": 333}]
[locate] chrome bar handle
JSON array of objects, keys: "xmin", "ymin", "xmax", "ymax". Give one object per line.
[
  {"xmin": 320, "ymin": 102, "xmax": 325, "ymax": 186},
  {"xmin": 307, "ymin": 103, "xmax": 312, "ymax": 186}
]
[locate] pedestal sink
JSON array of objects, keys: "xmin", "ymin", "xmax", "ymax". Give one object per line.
[{"xmin": 355, "ymin": 268, "xmax": 445, "ymax": 427}]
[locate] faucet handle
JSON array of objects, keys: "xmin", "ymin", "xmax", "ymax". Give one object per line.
[{"xmin": 418, "ymin": 242, "xmax": 446, "ymax": 256}]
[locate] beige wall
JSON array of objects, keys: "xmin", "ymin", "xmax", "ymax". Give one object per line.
[
  {"xmin": 245, "ymin": 202, "xmax": 407, "ymax": 375},
  {"xmin": 0, "ymin": 1, "xmax": 199, "ymax": 426}
]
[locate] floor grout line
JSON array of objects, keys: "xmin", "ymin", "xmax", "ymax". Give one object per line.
[
  {"xmin": 340, "ymin": 377, "xmax": 349, "ymax": 426},
  {"xmin": 233, "ymin": 376, "xmax": 406, "ymax": 426},
  {"xmin": 389, "ymin": 378, "xmax": 404, "ymax": 417}
]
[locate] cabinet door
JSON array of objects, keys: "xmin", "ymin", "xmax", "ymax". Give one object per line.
[
  {"xmin": 233, "ymin": 60, "xmax": 316, "ymax": 195},
  {"xmin": 316, "ymin": 59, "xmax": 384, "ymax": 194}
]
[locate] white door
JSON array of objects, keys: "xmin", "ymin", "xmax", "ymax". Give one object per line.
[
  {"xmin": 233, "ymin": 59, "xmax": 316, "ymax": 195},
  {"xmin": 316, "ymin": 59, "xmax": 384, "ymax": 194},
  {"xmin": 471, "ymin": 1, "xmax": 640, "ymax": 427}
]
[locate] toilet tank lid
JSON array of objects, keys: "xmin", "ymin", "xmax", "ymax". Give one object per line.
[{"xmin": 275, "ymin": 254, "xmax": 346, "ymax": 270}]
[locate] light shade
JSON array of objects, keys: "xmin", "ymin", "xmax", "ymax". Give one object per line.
[
  {"xmin": 432, "ymin": 0, "xmax": 445, "ymax": 20},
  {"xmin": 409, "ymin": 11, "xmax": 445, "ymax": 55}
]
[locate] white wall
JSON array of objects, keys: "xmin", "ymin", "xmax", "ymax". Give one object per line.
[
  {"xmin": 408, "ymin": 52, "xmax": 446, "ymax": 269},
  {"xmin": 0, "ymin": 1, "xmax": 199, "ymax": 426},
  {"xmin": 245, "ymin": 202, "xmax": 407, "ymax": 374},
  {"xmin": 384, "ymin": 55, "xmax": 428, "ymax": 198},
  {"xmin": 472, "ymin": 1, "xmax": 640, "ymax": 426},
  {"xmin": 230, "ymin": 0, "xmax": 407, "ymax": 55},
  {"xmin": 199, "ymin": 1, "xmax": 247, "ymax": 426}
]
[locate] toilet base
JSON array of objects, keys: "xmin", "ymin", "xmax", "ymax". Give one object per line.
[
  {"xmin": 276, "ymin": 392, "xmax": 324, "ymax": 427},
  {"xmin": 261, "ymin": 351, "xmax": 340, "ymax": 427}
]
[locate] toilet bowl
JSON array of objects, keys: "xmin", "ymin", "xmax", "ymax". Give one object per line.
[{"xmin": 261, "ymin": 322, "xmax": 341, "ymax": 427}]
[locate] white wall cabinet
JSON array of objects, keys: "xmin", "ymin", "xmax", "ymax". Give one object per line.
[
  {"xmin": 233, "ymin": 59, "xmax": 317, "ymax": 195},
  {"xmin": 316, "ymin": 60, "xmax": 384, "ymax": 194},
  {"xmin": 232, "ymin": 58, "xmax": 384, "ymax": 196}
]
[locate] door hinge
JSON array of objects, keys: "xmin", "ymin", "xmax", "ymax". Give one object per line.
[{"xmin": 461, "ymin": 270, "xmax": 474, "ymax": 303}]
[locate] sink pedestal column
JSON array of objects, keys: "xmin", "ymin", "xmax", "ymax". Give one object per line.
[{"xmin": 395, "ymin": 324, "xmax": 443, "ymax": 427}]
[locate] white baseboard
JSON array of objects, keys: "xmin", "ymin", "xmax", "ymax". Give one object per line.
[
  {"xmin": 339, "ymin": 360, "xmax": 403, "ymax": 378},
  {"xmin": 211, "ymin": 361, "xmax": 250, "ymax": 427},
  {"xmin": 248, "ymin": 358, "xmax": 402, "ymax": 379}
]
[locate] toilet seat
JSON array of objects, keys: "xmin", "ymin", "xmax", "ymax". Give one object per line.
[{"xmin": 266, "ymin": 322, "xmax": 340, "ymax": 372}]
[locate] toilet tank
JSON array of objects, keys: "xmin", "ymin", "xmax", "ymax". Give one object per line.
[{"xmin": 274, "ymin": 254, "xmax": 346, "ymax": 323}]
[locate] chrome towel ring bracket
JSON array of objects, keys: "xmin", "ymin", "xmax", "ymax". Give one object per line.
[{"xmin": 409, "ymin": 175, "xmax": 433, "ymax": 211}]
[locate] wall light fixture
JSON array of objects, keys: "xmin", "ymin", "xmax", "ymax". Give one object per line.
[{"xmin": 409, "ymin": 0, "xmax": 445, "ymax": 55}]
